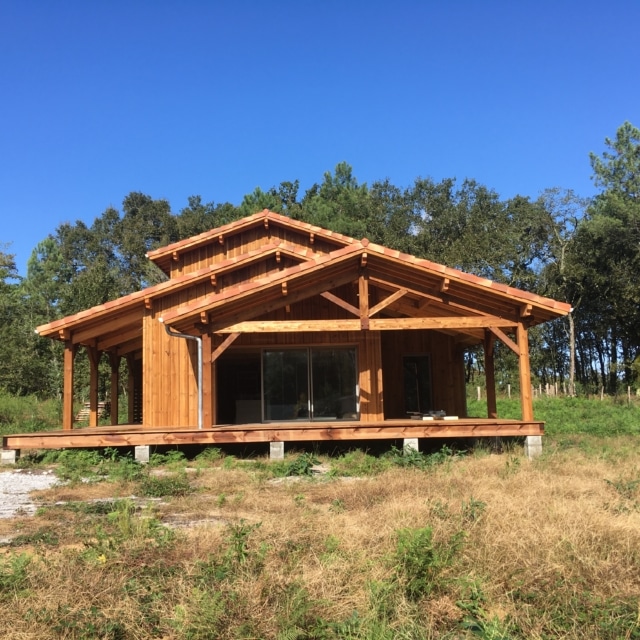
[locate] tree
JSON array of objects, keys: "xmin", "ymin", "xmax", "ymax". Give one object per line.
[
  {"xmin": 573, "ymin": 121, "xmax": 640, "ymax": 391},
  {"xmin": 590, "ymin": 121, "xmax": 640, "ymax": 199}
]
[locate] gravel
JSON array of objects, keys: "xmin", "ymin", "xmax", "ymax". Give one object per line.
[{"xmin": 0, "ymin": 469, "xmax": 59, "ymax": 519}]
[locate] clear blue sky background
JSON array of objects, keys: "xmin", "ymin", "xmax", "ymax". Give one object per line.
[{"xmin": 2, "ymin": 0, "xmax": 639, "ymax": 276}]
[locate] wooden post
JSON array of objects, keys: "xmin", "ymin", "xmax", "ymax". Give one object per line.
[
  {"xmin": 202, "ymin": 332, "xmax": 212, "ymax": 427},
  {"xmin": 484, "ymin": 331, "xmax": 497, "ymax": 418},
  {"xmin": 87, "ymin": 346, "xmax": 102, "ymax": 427},
  {"xmin": 109, "ymin": 353, "xmax": 120, "ymax": 426},
  {"xmin": 62, "ymin": 341, "xmax": 76, "ymax": 430},
  {"xmin": 517, "ymin": 323, "xmax": 533, "ymax": 421}
]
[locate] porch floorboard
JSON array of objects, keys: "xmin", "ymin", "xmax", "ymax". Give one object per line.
[{"xmin": 3, "ymin": 419, "xmax": 543, "ymax": 451}]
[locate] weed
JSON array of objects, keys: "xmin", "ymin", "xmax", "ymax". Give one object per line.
[
  {"xmin": 0, "ymin": 553, "xmax": 31, "ymax": 596},
  {"xmin": 195, "ymin": 447, "xmax": 223, "ymax": 464},
  {"xmin": 7, "ymin": 527, "xmax": 59, "ymax": 547},
  {"xmin": 329, "ymin": 498, "xmax": 345, "ymax": 513},
  {"xmin": 139, "ymin": 472, "xmax": 193, "ymax": 497},
  {"xmin": 330, "ymin": 449, "xmax": 390, "ymax": 476},
  {"xmin": 275, "ymin": 452, "xmax": 319, "ymax": 477},
  {"xmin": 461, "ymin": 496, "xmax": 487, "ymax": 524},
  {"xmin": 500, "ymin": 454, "xmax": 521, "ymax": 478},
  {"xmin": 27, "ymin": 604, "xmax": 127, "ymax": 640},
  {"xmin": 149, "ymin": 449, "xmax": 186, "ymax": 467},
  {"xmin": 393, "ymin": 526, "xmax": 465, "ymax": 600}
]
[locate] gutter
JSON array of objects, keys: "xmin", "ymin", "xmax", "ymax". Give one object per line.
[{"xmin": 160, "ymin": 321, "xmax": 204, "ymax": 430}]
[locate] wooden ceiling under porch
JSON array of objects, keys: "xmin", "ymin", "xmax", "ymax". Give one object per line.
[{"xmin": 3, "ymin": 418, "xmax": 543, "ymax": 452}]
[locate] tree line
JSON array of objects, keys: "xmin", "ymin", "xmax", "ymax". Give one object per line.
[{"xmin": 1, "ymin": 122, "xmax": 639, "ymax": 399}]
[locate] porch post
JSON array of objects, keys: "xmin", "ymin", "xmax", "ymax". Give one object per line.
[
  {"xmin": 202, "ymin": 332, "xmax": 213, "ymax": 427},
  {"xmin": 87, "ymin": 346, "xmax": 102, "ymax": 427},
  {"xmin": 483, "ymin": 330, "xmax": 497, "ymax": 419},
  {"xmin": 516, "ymin": 322, "xmax": 533, "ymax": 421},
  {"xmin": 62, "ymin": 340, "xmax": 76, "ymax": 430},
  {"xmin": 109, "ymin": 353, "xmax": 120, "ymax": 426}
]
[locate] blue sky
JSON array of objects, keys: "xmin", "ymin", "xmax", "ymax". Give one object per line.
[{"xmin": 1, "ymin": 0, "xmax": 639, "ymax": 276}]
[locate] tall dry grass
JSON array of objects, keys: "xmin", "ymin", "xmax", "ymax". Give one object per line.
[{"xmin": 1, "ymin": 437, "xmax": 639, "ymax": 638}]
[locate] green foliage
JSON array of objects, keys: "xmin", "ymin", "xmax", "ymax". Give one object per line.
[
  {"xmin": 27, "ymin": 604, "xmax": 127, "ymax": 640},
  {"xmin": 392, "ymin": 526, "xmax": 465, "ymax": 600},
  {"xmin": 272, "ymin": 452, "xmax": 319, "ymax": 477},
  {"xmin": 138, "ymin": 472, "xmax": 193, "ymax": 498},
  {"xmin": 0, "ymin": 553, "xmax": 31, "ymax": 596},
  {"xmin": 330, "ymin": 450, "xmax": 391, "ymax": 476}
]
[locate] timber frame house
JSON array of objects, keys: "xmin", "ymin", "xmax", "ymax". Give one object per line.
[{"xmin": 3, "ymin": 210, "xmax": 571, "ymax": 457}]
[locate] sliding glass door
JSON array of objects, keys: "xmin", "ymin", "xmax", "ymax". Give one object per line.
[{"xmin": 263, "ymin": 347, "xmax": 358, "ymax": 421}]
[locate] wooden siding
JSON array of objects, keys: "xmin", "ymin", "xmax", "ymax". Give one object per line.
[
  {"xmin": 173, "ymin": 225, "xmax": 340, "ymax": 278},
  {"xmin": 381, "ymin": 330, "xmax": 467, "ymax": 419}
]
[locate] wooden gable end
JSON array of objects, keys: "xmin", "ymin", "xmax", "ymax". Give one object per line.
[{"xmin": 147, "ymin": 209, "xmax": 355, "ymax": 278}]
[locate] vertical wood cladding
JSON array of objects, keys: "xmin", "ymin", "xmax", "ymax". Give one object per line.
[{"xmin": 381, "ymin": 330, "xmax": 467, "ymax": 419}]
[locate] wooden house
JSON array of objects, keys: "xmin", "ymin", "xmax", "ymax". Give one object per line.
[{"xmin": 3, "ymin": 210, "xmax": 571, "ymax": 459}]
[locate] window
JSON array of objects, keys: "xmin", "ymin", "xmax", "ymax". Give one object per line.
[{"xmin": 263, "ymin": 348, "xmax": 358, "ymax": 421}]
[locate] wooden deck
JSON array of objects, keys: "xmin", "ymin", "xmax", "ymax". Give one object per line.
[{"xmin": 2, "ymin": 419, "xmax": 543, "ymax": 451}]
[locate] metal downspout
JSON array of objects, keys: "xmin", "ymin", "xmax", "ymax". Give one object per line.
[{"xmin": 162, "ymin": 323, "xmax": 203, "ymax": 430}]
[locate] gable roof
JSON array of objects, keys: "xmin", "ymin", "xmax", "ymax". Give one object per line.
[{"xmin": 36, "ymin": 211, "xmax": 571, "ymax": 350}]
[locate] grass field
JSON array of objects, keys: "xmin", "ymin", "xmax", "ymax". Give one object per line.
[{"xmin": 0, "ymin": 395, "xmax": 639, "ymax": 638}]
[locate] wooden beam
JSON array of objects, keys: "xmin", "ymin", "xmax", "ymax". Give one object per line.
[
  {"xmin": 369, "ymin": 287, "xmax": 408, "ymax": 317},
  {"xmin": 62, "ymin": 341, "xmax": 76, "ymax": 430},
  {"xmin": 440, "ymin": 277, "xmax": 450, "ymax": 292},
  {"xmin": 517, "ymin": 323, "xmax": 534, "ymax": 421},
  {"xmin": 216, "ymin": 315, "xmax": 519, "ymax": 333},
  {"xmin": 211, "ymin": 332, "xmax": 241, "ymax": 363},
  {"xmin": 488, "ymin": 326, "xmax": 520, "ymax": 356},
  {"xmin": 520, "ymin": 303, "xmax": 533, "ymax": 318},
  {"xmin": 359, "ymin": 272, "xmax": 370, "ymax": 330},
  {"xmin": 320, "ymin": 291, "xmax": 360, "ymax": 317},
  {"xmin": 3, "ymin": 419, "xmax": 545, "ymax": 450}
]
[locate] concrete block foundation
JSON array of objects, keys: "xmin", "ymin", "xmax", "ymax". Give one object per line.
[
  {"xmin": 134, "ymin": 445, "xmax": 150, "ymax": 464},
  {"xmin": 270, "ymin": 442, "xmax": 285, "ymax": 460}
]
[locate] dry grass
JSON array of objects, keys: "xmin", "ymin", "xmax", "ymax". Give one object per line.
[{"xmin": 1, "ymin": 437, "xmax": 640, "ymax": 638}]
